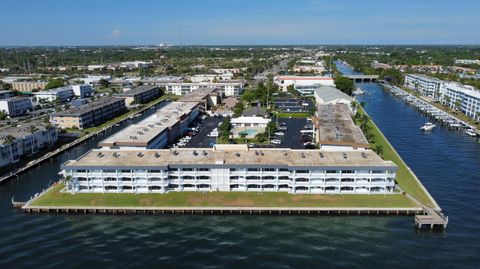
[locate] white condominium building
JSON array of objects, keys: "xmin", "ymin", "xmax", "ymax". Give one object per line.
[
  {"xmin": 404, "ymin": 74, "xmax": 443, "ymax": 99},
  {"xmin": 166, "ymin": 81, "xmax": 244, "ymax": 96},
  {"xmin": 440, "ymin": 82, "xmax": 480, "ymax": 121},
  {"xmin": 33, "ymin": 87, "xmax": 74, "ymax": 102},
  {"xmin": 0, "ymin": 121, "xmax": 58, "ymax": 167},
  {"xmin": 62, "ymin": 145, "xmax": 397, "ymax": 195}
]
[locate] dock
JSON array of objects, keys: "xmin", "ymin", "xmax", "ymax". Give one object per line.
[
  {"xmin": 381, "ymin": 83, "xmax": 479, "ymax": 136},
  {"xmin": 415, "ymin": 207, "xmax": 448, "ymax": 230}
]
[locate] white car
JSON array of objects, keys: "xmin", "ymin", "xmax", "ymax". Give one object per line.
[
  {"xmin": 271, "ymin": 139, "xmax": 282, "ymax": 145},
  {"xmin": 274, "ymin": 132, "xmax": 284, "ymax": 136}
]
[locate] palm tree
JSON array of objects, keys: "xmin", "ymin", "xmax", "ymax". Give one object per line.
[
  {"xmin": 4, "ymin": 135, "xmax": 16, "ymax": 163},
  {"xmin": 29, "ymin": 125, "xmax": 38, "ymax": 154},
  {"xmin": 64, "ymin": 175, "xmax": 74, "ymax": 193}
]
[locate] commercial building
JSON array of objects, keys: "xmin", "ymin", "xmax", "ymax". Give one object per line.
[
  {"xmin": 0, "ymin": 90, "xmax": 14, "ymax": 99},
  {"xmin": 440, "ymin": 82, "xmax": 480, "ymax": 121},
  {"xmin": 72, "ymin": 85, "xmax": 94, "ymax": 98},
  {"xmin": 115, "ymin": 86, "xmax": 162, "ymax": 106},
  {"xmin": 274, "ymin": 75, "xmax": 334, "ymax": 92},
  {"xmin": 61, "ymin": 145, "xmax": 397, "ymax": 194},
  {"xmin": 404, "ymin": 74, "xmax": 443, "ymax": 98},
  {"xmin": 33, "ymin": 87, "xmax": 74, "ymax": 102},
  {"xmin": 99, "ymin": 101, "xmax": 201, "ymax": 150},
  {"xmin": 166, "ymin": 81, "xmax": 244, "ymax": 96},
  {"xmin": 0, "ymin": 121, "xmax": 58, "ymax": 167},
  {"xmin": 315, "ymin": 104, "xmax": 369, "ymax": 151},
  {"xmin": 314, "ymin": 86, "xmax": 354, "ymax": 106},
  {"xmin": 0, "ymin": 97, "xmax": 33, "ymax": 117},
  {"xmin": 293, "ymin": 65, "xmax": 325, "ymax": 74},
  {"xmin": 50, "ymin": 98, "xmax": 126, "ymax": 129},
  {"xmin": 10, "ymin": 81, "xmax": 47, "ymax": 92}
]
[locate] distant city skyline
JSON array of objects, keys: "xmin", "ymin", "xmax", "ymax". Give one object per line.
[{"xmin": 1, "ymin": 0, "xmax": 479, "ymax": 46}]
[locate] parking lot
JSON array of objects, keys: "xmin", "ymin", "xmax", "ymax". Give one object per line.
[
  {"xmin": 274, "ymin": 98, "xmax": 315, "ymax": 113},
  {"xmin": 272, "ymin": 118, "xmax": 312, "ymax": 149},
  {"xmin": 183, "ymin": 116, "xmax": 224, "ymax": 148},
  {"xmin": 173, "ymin": 115, "xmax": 313, "ymax": 150}
]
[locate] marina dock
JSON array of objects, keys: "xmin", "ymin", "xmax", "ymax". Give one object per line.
[{"xmin": 381, "ymin": 83, "xmax": 479, "ymax": 136}]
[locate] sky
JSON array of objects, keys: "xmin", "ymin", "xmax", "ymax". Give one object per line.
[{"xmin": 0, "ymin": 0, "xmax": 479, "ymax": 46}]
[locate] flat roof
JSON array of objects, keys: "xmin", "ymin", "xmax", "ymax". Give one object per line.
[
  {"xmin": 276, "ymin": 75, "xmax": 333, "ymax": 81},
  {"xmin": 62, "ymin": 147, "xmax": 396, "ymax": 169},
  {"xmin": 178, "ymin": 88, "xmax": 218, "ymax": 102},
  {"xmin": 316, "ymin": 104, "xmax": 369, "ymax": 148},
  {"xmin": 315, "ymin": 86, "xmax": 353, "ymax": 103},
  {"xmin": 52, "ymin": 97, "xmax": 124, "ymax": 117},
  {"xmin": 99, "ymin": 101, "xmax": 198, "ymax": 147},
  {"xmin": 0, "ymin": 120, "xmax": 54, "ymax": 144},
  {"xmin": 115, "ymin": 86, "xmax": 160, "ymax": 97}
]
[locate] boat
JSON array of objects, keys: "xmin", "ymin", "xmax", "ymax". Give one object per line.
[
  {"xmin": 353, "ymin": 87, "xmax": 365, "ymax": 95},
  {"xmin": 420, "ymin": 122, "xmax": 436, "ymax": 131},
  {"xmin": 465, "ymin": 128, "xmax": 478, "ymax": 137}
]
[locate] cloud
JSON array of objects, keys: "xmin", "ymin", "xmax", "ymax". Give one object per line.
[{"xmin": 110, "ymin": 28, "xmax": 121, "ymax": 38}]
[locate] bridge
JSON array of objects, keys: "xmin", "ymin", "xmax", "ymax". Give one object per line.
[{"xmin": 344, "ymin": 75, "xmax": 379, "ymax": 82}]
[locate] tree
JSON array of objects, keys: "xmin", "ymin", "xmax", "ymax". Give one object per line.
[
  {"xmin": 4, "ymin": 135, "xmax": 16, "ymax": 163},
  {"xmin": 373, "ymin": 144, "xmax": 384, "ymax": 157},
  {"xmin": 45, "ymin": 78, "xmax": 64, "ymax": 90},
  {"xmin": 0, "ymin": 110, "xmax": 8, "ymax": 120},
  {"xmin": 239, "ymin": 132, "xmax": 247, "ymax": 143},
  {"xmin": 334, "ymin": 76, "xmax": 354, "ymax": 95},
  {"xmin": 99, "ymin": 79, "xmax": 110, "ymax": 88},
  {"xmin": 233, "ymin": 102, "xmax": 244, "ymax": 117},
  {"xmin": 29, "ymin": 125, "xmax": 38, "ymax": 154}
]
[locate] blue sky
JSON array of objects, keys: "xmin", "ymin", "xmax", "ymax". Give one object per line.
[{"xmin": 1, "ymin": 0, "xmax": 479, "ymax": 46}]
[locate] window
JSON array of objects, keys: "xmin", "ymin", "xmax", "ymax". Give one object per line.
[
  {"xmin": 341, "ymin": 170, "xmax": 354, "ymax": 174},
  {"xmin": 197, "ymin": 168, "xmax": 210, "ymax": 171},
  {"xmin": 229, "ymin": 168, "xmax": 237, "ymax": 172},
  {"xmin": 182, "ymin": 168, "xmax": 193, "ymax": 172},
  {"xmin": 263, "ymin": 168, "xmax": 275, "ymax": 172},
  {"xmin": 149, "ymin": 170, "xmax": 162, "ymax": 173},
  {"xmin": 326, "ymin": 170, "xmax": 337, "ymax": 174},
  {"xmin": 169, "ymin": 168, "xmax": 178, "ymax": 171},
  {"xmin": 296, "ymin": 170, "xmax": 309, "ymax": 174},
  {"xmin": 76, "ymin": 169, "xmax": 87, "ymax": 173},
  {"xmin": 121, "ymin": 169, "xmax": 131, "ymax": 173},
  {"xmin": 247, "ymin": 168, "xmax": 260, "ymax": 172},
  {"xmin": 278, "ymin": 168, "xmax": 289, "ymax": 172},
  {"xmin": 104, "ymin": 169, "xmax": 115, "ymax": 173},
  {"xmin": 197, "ymin": 176, "xmax": 210, "ymax": 180}
]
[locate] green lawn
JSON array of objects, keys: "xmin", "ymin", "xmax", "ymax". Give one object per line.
[
  {"xmin": 358, "ymin": 107, "xmax": 436, "ymax": 207},
  {"xmin": 276, "ymin": 112, "xmax": 312, "ymax": 118},
  {"xmin": 31, "ymin": 183, "xmax": 417, "ymax": 208}
]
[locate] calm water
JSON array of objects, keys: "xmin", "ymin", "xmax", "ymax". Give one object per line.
[{"xmin": 1, "ymin": 66, "xmax": 480, "ymax": 268}]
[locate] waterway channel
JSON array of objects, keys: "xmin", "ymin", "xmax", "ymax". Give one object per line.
[{"xmin": 0, "ymin": 65, "xmax": 479, "ymax": 268}]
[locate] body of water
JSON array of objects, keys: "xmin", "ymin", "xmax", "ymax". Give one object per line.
[{"xmin": 1, "ymin": 66, "xmax": 479, "ymax": 268}]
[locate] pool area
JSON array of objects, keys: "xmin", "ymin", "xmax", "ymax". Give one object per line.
[{"xmin": 239, "ymin": 129, "xmax": 259, "ymax": 136}]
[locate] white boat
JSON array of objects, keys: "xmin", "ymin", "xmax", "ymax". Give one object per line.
[
  {"xmin": 353, "ymin": 87, "xmax": 365, "ymax": 95},
  {"xmin": 465, "ymin": 129, "xmax": 478, "ymax": 137},
  {"xmin": 420, "ymin": 122, "xmax": 435, "ymax": 131}
]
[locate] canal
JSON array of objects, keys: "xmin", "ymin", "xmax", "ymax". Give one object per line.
[{"xmin": 1, "ymin": 67, "xmax": 480, "ymax": 268}]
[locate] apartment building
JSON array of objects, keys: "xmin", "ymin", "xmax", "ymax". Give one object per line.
[
  {"xmin": 404, "ymin": 74, "xmax": 443, "ymax": 99},
  {"xmin": 33, "ymin": 87, "xmax": 74, "ymax": 102},
  {"xmin": 0, "ymin": 97, "xmax": 33, "ymax": 117},
  {"xmin": 166, "ymin": 81, "xmax": 244, "ymax": 96},
  {"xmin": 115, "ymin": 86, "xmax": 162, "ymax": 106},
  {"xmin": 0, "ymin": 90, "xmax": 15, "ymax": 99},
  {"xmin": 50, "ymin": 98, "xmax": 126, "ymax": 129},
  {"xmin": 440, "ymin": 82, "xmax": 480, "ymax": 121},
  {"xmin": 0, "ymin": 121, "xmax": 58, "ymax": 167},
  {"xmin": 61, "ymin": 145, "xmax": 397, "ymax": 195},
  {"xmin": 72, "ymin": 85, "xmax": 94, "ymax": 98},
  {"xmin": 10, "ymin": 81, "xmax": 47, "ymax": 92}
]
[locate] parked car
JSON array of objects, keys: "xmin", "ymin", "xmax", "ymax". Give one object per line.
[
  {"xmin": 275, "ymin": 132, "xmax": 285, "ymax": 136},
  {"xmin": 271, "ymin": 139, "xmax": 282, "ymax": 145}
]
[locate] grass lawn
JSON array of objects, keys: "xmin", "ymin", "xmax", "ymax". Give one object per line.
[
  {"xmin": 275, "ymin": 112, "xmax": 312, "ymax": 118},
  {"xmin": 358, "ymin": 107, "xmax": 436, "ymax": 207},
  {"xmin": 31, "ymin": 183, "xmax": 417, "ymax": 208}
]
